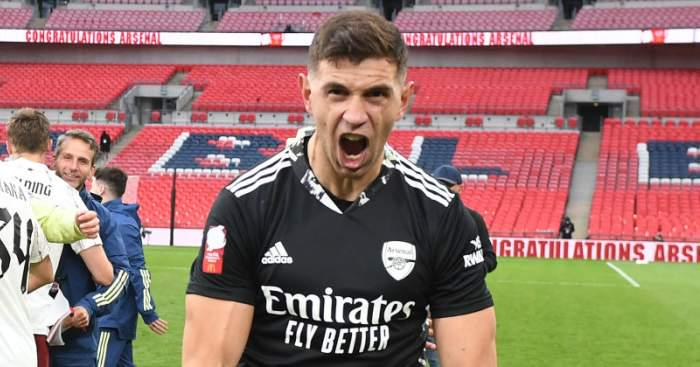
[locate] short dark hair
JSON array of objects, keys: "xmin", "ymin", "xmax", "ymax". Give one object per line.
[
  {"xmin": 308, "ymin": 10, "xmax": 408, "ymax": 81},
  {"xmin": 94, "ymin": 166, "xmax": 128, "ymax": 198},
  {"xmin": 7, "ymin": 108, "xmax": 50, "ymax": 154},
  {"xmin": 55, "ymin": 129, "xmax": 99, "ymax": 166}
]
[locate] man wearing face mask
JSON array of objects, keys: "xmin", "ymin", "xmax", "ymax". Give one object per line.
[{"xmin": 184, "ymin": 11, "xmax": 496, "ymax": 367}]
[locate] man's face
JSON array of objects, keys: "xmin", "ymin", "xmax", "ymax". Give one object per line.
[
  {"xmin": 55, "ymin": 137, "xmax": 95, "ymax": 189},
  {"xmin": 301, "ymin": 58, "xmax": 412, "ymax": 179}
]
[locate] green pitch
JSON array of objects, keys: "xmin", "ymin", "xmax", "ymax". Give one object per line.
[{"xmin": 133, "ymin": 247, "xmax": 700, "ymax": 366}]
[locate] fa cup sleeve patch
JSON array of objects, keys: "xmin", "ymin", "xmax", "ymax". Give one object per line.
[{"xmin": 203, "ymin": 225, "xmax": 226, "ymax": 274}]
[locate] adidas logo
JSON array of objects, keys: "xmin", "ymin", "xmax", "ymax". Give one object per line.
[{"xmin": 261, "ymin": 241, "xmax": 294, "ymax": 265}]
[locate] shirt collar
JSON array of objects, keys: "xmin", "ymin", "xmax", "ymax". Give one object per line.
[{"xmin": 288, "ymin": 130, "xmax": 396, "ymax": 214}]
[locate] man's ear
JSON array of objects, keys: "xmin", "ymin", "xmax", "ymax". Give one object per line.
[
  {"xmin": 398, "ymin": 81, "xmax": 415, "ymax": 120},
  {"xmin": 299, "ymin": 73, "xmax": 312, "ymax": 115}
]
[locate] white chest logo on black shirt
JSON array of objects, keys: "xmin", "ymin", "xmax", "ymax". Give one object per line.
[
  {"xmin": 382, "ymin": 241, "xmax": 416, "ymax": 281},
  {"xmin": 262, "ymin": 241, "xmax": 294, "ymax": 265}
]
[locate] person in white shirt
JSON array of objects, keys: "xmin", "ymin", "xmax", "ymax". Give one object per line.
[
  {"xmin": 0, "ymin": 169, "xmax": 100, "ymax": 367},
  {"xmin": 4, "ymin": 108, "xmax": 114, "ymax": 367}
]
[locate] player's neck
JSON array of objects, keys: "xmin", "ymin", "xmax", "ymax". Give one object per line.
[
  {"xmin": 12, "ymin": 152, "xmax": 46, "ymax": 164},
  {"xmin": 307, "ymin": 134, "xmax": 380, "ymax": 202}
]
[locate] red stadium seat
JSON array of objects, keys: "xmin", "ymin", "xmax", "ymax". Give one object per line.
[
  {"xmin": 151, "ymin": 110, "xmax": 161, "ymax": 123},
  {"xmin": 554, "ymin": 117, "xmax": 565, "ymax": 129}
]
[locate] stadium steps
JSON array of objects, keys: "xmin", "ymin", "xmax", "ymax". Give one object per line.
[
  {"xmin": 626, "ymin": 96, "xmax": 641, "ymax": 117},
  {"xmin": 200, "ymin": 20, "xmax": 218, "ymax": 32},
  {"xmin": 102, "ymin": 123, "xmax": 145, "ymax": 167},
  {"xmin": 547, "ymin": 94, "xmax": 563, "ymax": 116},
  {"xmin": 587, "ymin": 75, "xmax": 607, "ymax": 90},
  {"xmin": 564, "ymin": 131, "xmax": 600, "ymax": 239},
  {"xmin": 551, "ymin": 13, "xmax": 572, "ymax": 31},
  {"xmin": 28, "ymin": 17, "xmax": 47, "ymax": 29},
  {"xmin": 180, "ymin": 91, "xmax": 202, "ymax": 111},
  {"xmin": 167, "ymin": 71, "xmax": 189, "ymax": 86}
]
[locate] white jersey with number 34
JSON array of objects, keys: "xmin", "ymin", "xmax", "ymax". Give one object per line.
[{"xmin": 0, "ymin": 173, "xmax": 49, "ymax": 367}]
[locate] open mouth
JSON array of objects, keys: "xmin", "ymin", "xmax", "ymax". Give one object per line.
[{"xmin": 339, "ymin": 134, "xmax": 369, "ymax": 156}]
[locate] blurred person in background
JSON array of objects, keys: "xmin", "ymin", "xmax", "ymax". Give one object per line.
[{"xmin": 91, "ymin": 166, "xmax": 168, "ymax": 367}]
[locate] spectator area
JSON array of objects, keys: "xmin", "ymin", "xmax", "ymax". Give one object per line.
[
  {"xmin": 608, "ymin": 69, "xmax": 700, "ymax": 117},
  {"xmin": 183, "ymin": 65, "xmax": 589, "ymax": 115},
  {"xmin": 409, "ymin": 68, "xmax": 588, "ymax": 115},
  {"xmin": 184, "ymin": 65, "xmax": 306, "ymax": 112},
  {"xmin": 572, "ymin": 6, "xmax": 700, "ymax": 30},
  {"xmin": 216, "ymin": 11, "xmax": 335, "ymax": 33},
  {"xmin": 394, "ymin": 9, "xmax": 557, "ymax": 32},
  {"xmin": 110, "ymin": 125, "xmax": 297, "ymax": 228},
  {"xmin": 588, "ymin": 119, "xmax": 700, "ymax": 242},
  {"xmin": 0, "ymin": 123, "xmax": 124, "ymax": 165},
  {"xmin": 0, "ymin": 64, "xmax": 176, "ymax": 109},
  {"xmin": 114, "ymin": 126, "xmax": 578, "ymax": 235},
  {"xmin": 2, "ymin": 65, "xmax": 697, "ymax": 118},
  {"xmin": 433, "ymin": 0, "xmax": 539, "ymax": 4},
  {"xmin": 0, "ymin": 7, "xmax": 32, "ymax": 29},
  {"xmin": 45, "ymin": 9, "xmax": 205, "ymax": 32},
  {"xmin": 255, "ymin": 0, "xmax": 354, "ymax": 5}
]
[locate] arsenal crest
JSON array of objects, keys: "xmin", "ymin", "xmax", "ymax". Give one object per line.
[{"xmin": 382, "ymin": 241, "xmax": 416, "ymax": 281}]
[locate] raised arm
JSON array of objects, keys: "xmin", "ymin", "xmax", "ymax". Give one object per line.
[
  {"xmin": 433, "ymin": 306, "xmax": 497, "ymax": 367},
  {"xmin": 183, "ymin": 295, "xmax": 254, "ymax": 367}
]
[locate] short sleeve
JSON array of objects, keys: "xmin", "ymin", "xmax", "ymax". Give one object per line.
[
  {"xmin": 30, "ymin": 218, "xmax": 50, "ymax": 264},
  {"xmin": 428, "ymin": 198, "xmax": 494, "ymax": 318},
  {"xmin": 186, "ymin": 189, "xmax": 259, "ymax": 305},
  {"xmin": 470, "ymin": 208, "xmax": 497, "ymax": 274},
  {"xmin": 68, "ymin": 189, "xmax": 102, "ymax": 253},
  {"xmin": 70, "ymin": 235, "xmax": 101, "ymax": 254}
]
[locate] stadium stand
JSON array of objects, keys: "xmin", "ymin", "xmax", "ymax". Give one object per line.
[
  {"xmin": 432, "ymin": 0, "xmax": 538, "ymax": 4},
  {"xmin": 45, "ymin": 9, "xmax": 206, "ymax": 32},
  {"xmin": 182, "ymin": 65, "xmax": 588, "ymax": 114},
  {"xmin": 216, "ymin": 11, "xmax": 336, "ymax": 33},
  {"xmin": 184, "ymin": 65, "xmax": 306, "ymax": 112},
  {"xmin": 12, "ymin": 65, "xmax": 699, "ymax": 119},
  {"xmin": 0, "ymin": 64, "xmax": 176, "ymax": 109},
  {"xmin": 588, "ymin": 119, "xmax": 700, "ymax": 242},
  {"xmin": 608, "ymin": 69, "xmax": 700, "ymax": 117},
  {"xmin": 409, "ymin": 68, "xmax": 588, "ymax": 115},
  {"xmin": 393, "ymin": 9, "xmax": 557, "ymax": 32},
  {"xmin": 110, "ymin": 125, "xmax": 297, "ymax": 228},
  {"xmin": 0, "ymin": 123, "xmax": 124, "ymax": 165},
  {"xmin": 572, "ymin": 5, "xmax": 700, "ymax": 30},
  {"xmin": 255, "ymin": 0, "xmax": 354, "ymax": 5},
  {"xmin": 117, "ymin": 126, "xmax": 577, "ymax": 235},
  {"xmin": 85, "ymin": 0, "xmax": 184, "ymax": 4},
  {"xmin": 389, "ymin": 130, "xmax": 578, "ymax": 238},
  {"xmin": 0, "ymin": 7, "xmax": 33, "ymax": 29}
]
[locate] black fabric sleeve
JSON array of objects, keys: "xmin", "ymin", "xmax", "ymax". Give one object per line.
[
  {"xmin": 428, "ymin": 198, "xmax": 494, "ymax": 318},
  {"xmin": 469, "ymin": 208, "xmax": 497, "ymax": 274},
  {"xmin": 186, "ymin": 189, "xmax": 259, "ymax": 305}
]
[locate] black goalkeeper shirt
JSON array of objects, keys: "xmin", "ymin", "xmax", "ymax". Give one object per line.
[{"xmin": 187, "ymin": 136, "xmax": 493, "ymax": 366}]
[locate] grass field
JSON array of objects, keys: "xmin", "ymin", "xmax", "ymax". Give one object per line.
[{"xmin": 133, "ymin": 247, "xmax": 700, "ymax": 366}]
